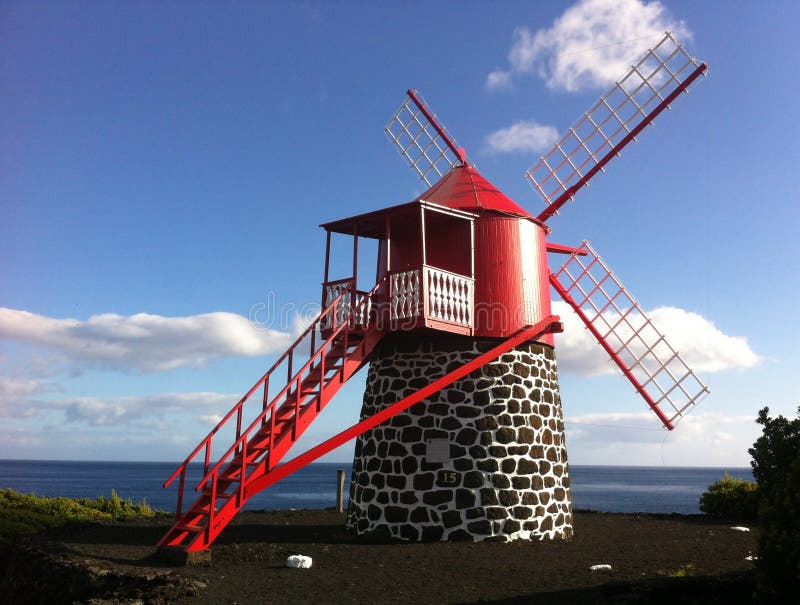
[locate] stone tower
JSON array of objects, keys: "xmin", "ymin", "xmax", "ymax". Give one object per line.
[{"xmin": 346, "ymin": 335, "xmax": 573, "ymax": 542}]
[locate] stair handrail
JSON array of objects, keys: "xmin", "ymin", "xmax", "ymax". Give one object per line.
[
  {"xmin": 162, "ymin": 284, "xmax": 355, "ymax": 494},
  {"xmin": 193, "ymin": 277, "xmax": 385, "ymax": 495}
]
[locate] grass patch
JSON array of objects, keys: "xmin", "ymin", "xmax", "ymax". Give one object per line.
[
  {"xmin": 0, "ymin": 488, "xmax": 166, "ymax": 544},
  {"xmin": 657, "ymin": 563, "xmax": 697, "ymax": 578}
]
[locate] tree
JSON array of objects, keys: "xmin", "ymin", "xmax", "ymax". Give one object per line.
[{"xmin": 748, "ymin": 405, "xmax": 800, "ymax": 602}]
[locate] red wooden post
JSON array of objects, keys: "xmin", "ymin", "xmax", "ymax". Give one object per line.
[
  {"xmin": 420, "ymin": 205, "xmax": 427, "ymax": 266},
  {"xmin": 239, "ymin": 436, "xmax": 247, "ymax": 506},
  {"xmin": 352, "ymin": 224, "xmax": 359, "ymax": 319},
  {"xmin": 204, "ymin": 439, "xmax": 211, "ymax": 476},
  {"xmin": 261, "ymin": 375, "xmax": 269, "ymax": 426},
  {"xmin": 176, "ymin": 469, "xmax": 185, "ymax": 517}
]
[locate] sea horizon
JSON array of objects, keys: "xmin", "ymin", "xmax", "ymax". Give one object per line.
[
  {"xmin": 0, "ymin": 457, "xmax": 754, "ymax": 469},
  {"xmin": 0, "ymin": 459, "xmax": 753, "ymax": 516}
]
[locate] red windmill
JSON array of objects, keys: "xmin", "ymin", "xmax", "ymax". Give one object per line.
[{"xmin": 159, "ymin": 33, "xmax": 709, "ymax": 554}]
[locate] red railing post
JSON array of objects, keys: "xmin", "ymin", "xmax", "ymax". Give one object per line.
[
  {"xmin": 204, "ymin": 439, "xmax": 211, "ymax": 476},
  {"xmin": 235, "ymin": 405, "xmax": 242, "ymax": 453},
  {"xmin": 292, "ymin": 376, "xmax": 301, "ymax": 440},
  {"xmin": 317, "ymin": 343, "xmax": 325, "ymax": 413},
  {"xmin": 268, "ymin": 407, "xmax": 276, "ymax": 470},
  {"xmin": 207, "ymin": 472, "xmax": 218, "ymax": 545},
  {"xmin": 261, "ymin": 375, "xmax": 269, "ymax": 426},
  {"xmin": 239, "ymin": 436, "xmax": 247, "ymax": 506},
  {"xmin": 176, "ymin": 469, "xmax": 185, "ymax": 517}
]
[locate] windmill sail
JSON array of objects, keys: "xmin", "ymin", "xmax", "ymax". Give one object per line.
[
  {"xmin": 550, "ymin": 241, "xmax": 709, "ymax": 430},
  {"xmin": 385, "ymin": 90, "xmax": 466, "ymax": 186},
  {"xmin": 528, "ymin": 32, "xmax": 707, "ymax": 222}
]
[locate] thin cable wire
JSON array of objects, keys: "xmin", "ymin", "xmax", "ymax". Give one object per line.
[
  {"xmin": 562, "ymin": 33, "xmax": 665, "ymax": 57},
  {"xmin": 566, "ymin": 422, "xmax": 663, "ymax": 431}
]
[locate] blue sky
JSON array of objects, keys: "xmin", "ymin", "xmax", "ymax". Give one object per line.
[{"xmin": 1, "ymin": 0, "xmax": 797, "ymax": 469}]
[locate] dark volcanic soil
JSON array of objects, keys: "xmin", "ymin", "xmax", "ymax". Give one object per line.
[{"xmin": 1, "ymin": 510, "xmax": 759, "ymax": 604}]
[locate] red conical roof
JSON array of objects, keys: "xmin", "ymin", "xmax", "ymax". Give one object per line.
[{"xmin": 417, "ymin": 164, "xmax": 532, "ymax": 218}]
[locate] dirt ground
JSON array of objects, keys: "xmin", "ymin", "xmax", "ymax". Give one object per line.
[{"xmin": 1, "ymin": 509, "xmax": 760, "ymax": 604}]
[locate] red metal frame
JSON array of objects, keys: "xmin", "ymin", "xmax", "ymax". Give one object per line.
[
  {"xmin": 537, "ymin": 63, "xmax": 707, "ymax": 223},
  {"xmin": 546, "ymin": 242, "xmax": 589, "ymax": 256},
  {"xmin": 406, "ymin": 89, "xmax": 467, "ymax": 164},
  {"xmin": 549, "ymin": 273, "xmax": 673, "ymax": 429}
]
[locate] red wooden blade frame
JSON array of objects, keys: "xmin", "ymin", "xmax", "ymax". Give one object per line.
[
  {"xmin": 385, "ymin": 89, "xmax": 466, "ymax": 186},
  {"xmin": 528, "ymin": 32, "xmax": 708, "ymax": 223},
  {"xmin": 550, "ymin": 241, "xmax": 709, "ymax": 430}
]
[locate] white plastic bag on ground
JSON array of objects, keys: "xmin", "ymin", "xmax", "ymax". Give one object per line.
[
  {"xmin": 730, "ymin": 526, "xmax": 750, "ymax": 532},
  {"xmin": 286, "ymin": 555, "xmax": 313, "ymax": 569},
  {"xmin": 590, "ymin": 564, "xmax": 612, "ymax": 572}
]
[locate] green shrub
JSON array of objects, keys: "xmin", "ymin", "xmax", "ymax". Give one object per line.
[
  {"xmin": 749, "ymin": 406, "xmax": 800, "ymax": 602},
  {"xmin": 699, "ymin": 471, "xmax": 759, "ymax": 520},
  {"xmin": 0, "ymin": 488, "xmax": 163, "ymax": 544}
]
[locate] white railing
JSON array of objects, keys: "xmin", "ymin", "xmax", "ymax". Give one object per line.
[
  {"xmin": 322, "ymin": 279, "xmax": 372, "ymax": 330},
  {"xmin": 389, "ymin": 269, "xmax": 421, "ymax": 321},
  {"xmin": 424, "ymin": 266, "xmax": 473, "ymax": 327},
  {"xmin": 389, "ymin": 266, "xmax": 473, "ymax": 329}
]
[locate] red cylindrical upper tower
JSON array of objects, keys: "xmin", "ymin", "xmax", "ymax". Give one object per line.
[{"xmin": 412, "ymin": 164, "xmax": 553, "ymax": 344}]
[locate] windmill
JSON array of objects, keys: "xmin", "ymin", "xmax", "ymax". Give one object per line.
[{"xmin": 158, "ymin": 32, "xmax": 709, "ymax": 555}]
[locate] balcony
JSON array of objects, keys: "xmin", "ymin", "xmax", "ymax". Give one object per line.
[
  {"xmin": 388, "ymin": 265, "xmax": 474, "ymax": 334},
  {"xmin": 323, "ymin": 265, "xmax": 474, "ymax": 336},
  {"xmin": 321, "ymin": 199, "xmax": 476, "ymax": 337}
]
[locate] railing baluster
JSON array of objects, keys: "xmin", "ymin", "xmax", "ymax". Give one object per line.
[
  {"xmin": 261, "ymin": 375, "xmax": 269, "ymax": 427},
  {"xmin": 204, "ymin": 439, "xmax": 211, "ymax": 476},
  {"xmin": 268, "ymin": 405, "xmax": 276, "ymax": 471},
  {"xmin": 176, "ymin": 469, "xmax": 185, "ymax": 517},
  {"xmin": 239, "ymin": 434, "xmax": 247, "ymax": 506},
  {"xmin": 207, "ymin": 472, "xmax": 217, "ymax": 544},
  {"xmin": 318, "ymin": 342, "xmax": 325, "ymax": 413},
  {"xmin": 235, "ymin": 405, "xmax": 242, "ymax": 453},
  {"xmin": 293, "ymin": 376, "xmax": 301, "ymax": 440}
]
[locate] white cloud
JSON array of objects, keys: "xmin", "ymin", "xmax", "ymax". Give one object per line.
[
  {"xmin": 488, "ymin": 0, "xmax": 690, "ymax": 92},
  {"xmin": 486, "ymin": 70, "xmax": 513, "ymax": 91},
  {"xmin": 485, "ymin": 120, "xmax": 559, "ymax": 154},
  {"xmin": 57, "ymin": 391, "xmax": 236, "ymax": 426},
  {"xmin": 553, "ymin": 301, "xmax": 760, "ymax": 377},
  {"xmin": 0, "ymin": 385, "xmax": 239, "ymax": 424},
  {"xmin": 0, "ymin": 307, "xmax": 294, "ymax": 373},
  {"xmin": 564, "ymin": 411, "xmax": 760, "ymax": 466},
  {"xmin": 0, "ymin": 378, "xmax": 44, "ymax": 400},
  {"xmin": 198, "ymin": 413, "xmax": 224, "ymax": 426},
  {"xmin": 0, "ymin": 378, "xmax": 49, "ymax": 417}
]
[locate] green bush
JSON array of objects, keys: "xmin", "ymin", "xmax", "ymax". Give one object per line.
[
  {"xmin": 0, "ymin": 488, "xmax": 162, "ymax": 544},
  {"xmin": 699, "ymin": 472, "xmax": 759, "ymax": 520},
  {"xmin": 749, "ymin": 405, "xmax": 800, "ymax": 602}
]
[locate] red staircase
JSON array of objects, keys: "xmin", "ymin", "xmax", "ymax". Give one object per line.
[{"xmin": 158, "ymin": 280, "xmax": 384, "ymax": 552}]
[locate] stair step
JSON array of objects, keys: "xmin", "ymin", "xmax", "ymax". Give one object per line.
[{"xmin": 174, "ymin": 523, "xmax": 206, "ymax": 533}]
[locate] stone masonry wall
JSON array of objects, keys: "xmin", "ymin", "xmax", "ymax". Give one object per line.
[{"xmin": 346, "ymin": 336, "xmax": 573, "ymax": 542}]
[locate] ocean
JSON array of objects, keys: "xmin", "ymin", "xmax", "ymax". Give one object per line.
[{"xmin": 0, "ymin": 460, "xmax": 753, "ymax": 515}]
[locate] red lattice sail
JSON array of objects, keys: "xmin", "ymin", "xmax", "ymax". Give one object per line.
[
  {"xmin": 527, "ymin": 32, "xmax": 707, "ymax": 222},
  {"xmin": 385, "ymin": 90, "xmax": 466, "ymax": 186},
  {"xmin": 550, "ymin": 241, "xmax": 709, "ymax": 429}
]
